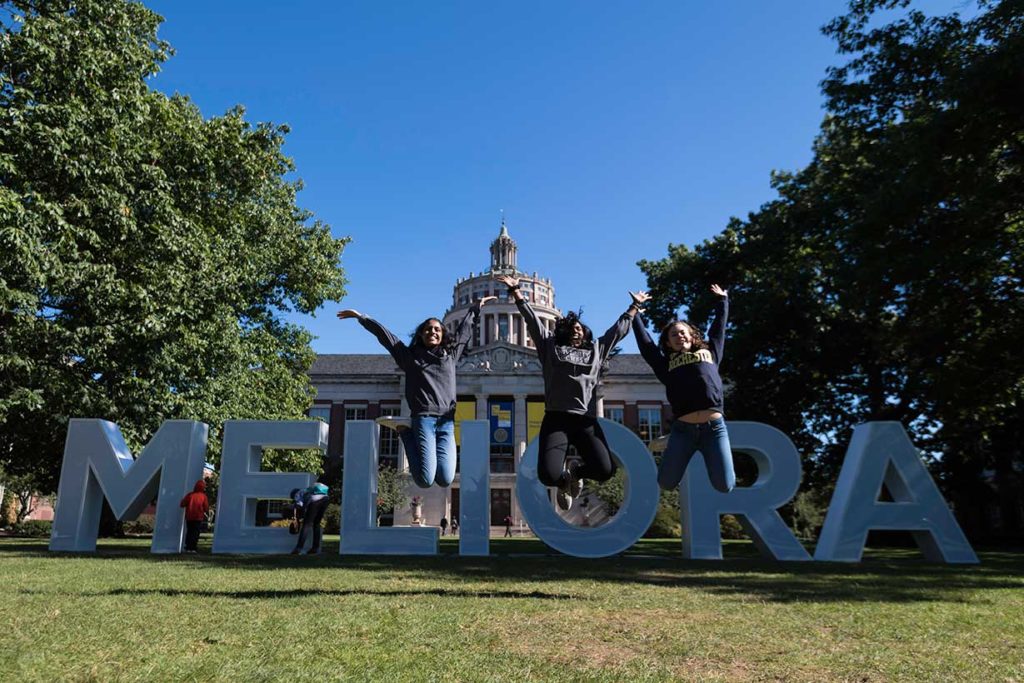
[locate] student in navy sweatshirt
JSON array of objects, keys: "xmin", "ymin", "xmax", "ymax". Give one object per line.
[
  {"xmin": 495, "ymin": 274, "xmax": 642, "ymax": 511},
  {"xmin": 631, "ymin": 285, "xmax": 736, "ymax": 493},
  {"xmin": 337, "ymin": 297, "xmax": 495, "ymax": 488}
]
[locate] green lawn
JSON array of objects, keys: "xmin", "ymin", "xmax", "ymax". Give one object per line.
[{"xmin": 1, "ymin": 537, "xmax": 1021, "ymax": 682}]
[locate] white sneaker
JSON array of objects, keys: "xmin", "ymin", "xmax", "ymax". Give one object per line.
[
  {"xmin": 567, "ymin": 462, "xmax": 584, "ymax": 498},
  {"xmin": 376, "ymin": 416, "xmax": 411, "ymax": 431},
  {"xmin": 556, "ymin": 487, "xmax": 573, "ymax": 511}
]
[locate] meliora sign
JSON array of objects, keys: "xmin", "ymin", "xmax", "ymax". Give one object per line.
[{"xmin": 48, "ymin": 418, "xmax": 977, "ymax": 564}]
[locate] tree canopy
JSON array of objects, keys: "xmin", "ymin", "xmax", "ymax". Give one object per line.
[
  {"xmin": 639, "ymin": 0, "xmax": 1023, "ymax": 538},
  {"xmin": 0, "ymin": 0, "xmax": 349, "ymax": 490}
]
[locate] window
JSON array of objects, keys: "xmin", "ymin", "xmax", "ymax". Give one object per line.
[
  {"xmin": 345, "ymin": 406, "xmax": 367, "ymax": 421},
  {"xmin": 604, "ymin": 406, "xmax": 624, "ymax": 424},
  {"xmin": 309, "ymin": 405, "xmax": 330, "ymax": 423},
  {"xmin": 379, "ymin": 405, "xmax": 400, "ymax": 458},
  {"xmin": 637, "ymin": 407, "xmax": 663, "ymax": 444},
  {"xmin": 498, "ymin": 316, "xmax": 509, "ymax": 342}
]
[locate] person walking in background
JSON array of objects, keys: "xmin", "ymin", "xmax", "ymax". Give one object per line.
[
  {"xmin": 179, "ymin": 479, "xmax": 209, "ymax": 553},
  {"xmin": 292, "ymin": 482, "xmax": 329, "ymax": 555},
  {"xmin": 440, "ymin": 516, "xmax": 448, "ymax": 536},
  {"xmin": 450, "ymin": 518, "xmax": 459, "ymax": 536},
  {"xmin": 503, "ymin": 515, "xmax": 513, "ymax": 538}
]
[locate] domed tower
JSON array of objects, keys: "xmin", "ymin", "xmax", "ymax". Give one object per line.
[{"xmin": 443, "ymin": 219, "xmax": 560, "ymax": 358}]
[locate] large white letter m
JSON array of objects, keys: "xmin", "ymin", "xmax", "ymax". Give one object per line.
[{"xmin": 49, "ymin": 419, "xmax": 208, "ymax": 553}]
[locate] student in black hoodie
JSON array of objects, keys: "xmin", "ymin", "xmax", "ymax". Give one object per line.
[
  {"xmin": 495, "ymin": 274, "xmax": 641, "ymax": 511},
  {"xmin": 631, "ymin": 285, "xmax": 736, "ymax": 493},
  {"xmin": 337, "ymin": 297, "xmax": 494, "ymax": 488}
]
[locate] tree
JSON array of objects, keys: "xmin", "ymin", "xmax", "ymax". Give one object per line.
[
  {"xmin": 375, "ymin": 464, "xmax": 408, "ymax": 523},
  {"xmin": 639, "ymin": 0, "xmax": 1023, "ymax": 539},
  {"xmin": 0, "ymin": 0, "xmax": 349, "ymax": 491}
]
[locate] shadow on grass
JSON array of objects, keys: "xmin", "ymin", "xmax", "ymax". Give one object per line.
[
  {"xmin": 5, "ymin": 537, "xmax": 1023, "ymax": 605},
  {"xmin": 21, "ymin": 586, "xmax": 576, "ymax": 601}
]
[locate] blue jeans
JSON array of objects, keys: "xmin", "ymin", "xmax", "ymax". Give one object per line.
[
  {"xmin": 659, "ymin": 418, "xmax": 736, "ymax": 493},
  {"xmin": 400, "ymin": 415, "xmax": 457, "ymax": 488}
]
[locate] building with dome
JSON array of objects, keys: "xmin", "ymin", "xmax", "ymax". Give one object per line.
[{"xmin": 309, "ymin": 221, "xmax": 670, "ymax": 532}]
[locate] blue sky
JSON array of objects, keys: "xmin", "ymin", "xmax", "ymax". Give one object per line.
[{"xmin": 146, "ymin": 0, "xmax": 972, "ymax": 354}]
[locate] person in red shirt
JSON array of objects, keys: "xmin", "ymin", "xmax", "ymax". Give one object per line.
[{"xmin": 179, "ymin": 479, "xmax": 210, "ymax": 553}]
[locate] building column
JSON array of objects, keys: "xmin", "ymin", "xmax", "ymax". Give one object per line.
[
  {"xmin": 514, "ymin": 394, "xmax": 527, "ymax": 463},
  {"xmin": 595, "ymin": 395, "xmax": 605, "ymax": 418},
  {"xmin": 475, "ymin": 393, "xmax": 489, "ymax": 420}
]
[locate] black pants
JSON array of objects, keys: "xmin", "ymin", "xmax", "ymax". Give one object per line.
[
  {"xmin": 537, "ymin": 412, "xmax": 616, "ymax": 488},
  {"xmin": 295, "ymin": 496, "xmax": 328, "ymax": 552},
  {"xmin": 184, "ymin": 520, "xmax": 202, "ymax": 551}
]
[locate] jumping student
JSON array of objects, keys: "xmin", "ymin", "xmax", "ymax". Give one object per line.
[
  {"xmin": 495, "ymin": 274, "xmax": 642, "ymax": 510},
  {"xmin": 630, "ymin": 285, "xmax": 736, "ymax": 493},
  {"xmin": 337, "ymin": 296, "xmax": 495, "ymax": 488}
]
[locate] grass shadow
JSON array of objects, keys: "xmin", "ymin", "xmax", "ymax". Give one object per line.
[{"xmin": 4, "ymin": 537, "xmax": 1023, "ymax": 605}]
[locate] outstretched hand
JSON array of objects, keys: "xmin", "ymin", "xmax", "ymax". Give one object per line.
[
  {"xmin": 494, "ymin": 274, "xmax": 519, "ymax": 289},
  {"xmin": 336, "ymin": 309, "xmax": 362, "ymax": 320},
  {"xmin": 479, "ymin": 295, "xmax": 497, "ymax": 307},
  {"xmin": 710, "ymin": 284, "xmax": 728, "ymax": 298},
  {"xmin": 630, "ymin": 291, "xmax": 652, "ymax": 307}
]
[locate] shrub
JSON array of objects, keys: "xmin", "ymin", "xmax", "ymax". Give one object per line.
[
  {"xmin": 324, "ymin": 504, "xmax": 340, "ymax": 534},
  {"xmin": 720, "ymin": 514, "xmax": 745, "ymax": 539},
  {"xmin": 122, "ymin": 515, "xmax": 155, "ymax": 535},
  {"xmin": 644, "ymin": 504, "xmax": 681, "ymax": 538},
  {"xmin": 12, "ymin": 520, "xmax": 52, "ymax": 537}
]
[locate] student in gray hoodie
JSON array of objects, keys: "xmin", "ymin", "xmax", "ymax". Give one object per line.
[
  {"xmin": 337, "ymin": 297, "xmax": 494, "ymax": 488},
  {"xmin": 495, "ymin": 274, "xmax": 643, "ymax": 510}
]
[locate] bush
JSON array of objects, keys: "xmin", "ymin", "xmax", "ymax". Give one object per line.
[
  {"xmin": 720, "ymin": 514, "xmax": 745, "ymax": 540},
  {"xmin": 11, "ymin": 520, "xmax": 52, "ymax": 537},
  {"xmin": 644, "ymin": 504, "xmax": 681, "ymax": 538},
  {"xmin": 324, "ymin": 504, "xmax": 340, "ymax": 534},
  {"xmin": 790, "ymin": 491, "xmax": 828, "ymax": 541},
  {"xmin": 122, "ymin": 515, "xmax": 155, "ymax": 535}
]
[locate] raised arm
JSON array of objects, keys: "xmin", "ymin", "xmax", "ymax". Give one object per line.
[
  {"xmin": 628, "ymin": 292, "xmax": 670, "ymax": 380},
  {"xmin": 452, "ymin": 296, "xmax": 495, "ymax": 360},
  {"xmin": 597, "ymin": 292, "xmax": 645, "ymax": 363},
  {"xmin": 495, "ymin": 274, "xmax": 547, "ymax": 346},
  {"xmin": 338, "ymin": 309, "xmax": 410, "ymax": 367},
  {"xmin": 707, "ymin": 284, "xmax": 729, "ymax": 364}
]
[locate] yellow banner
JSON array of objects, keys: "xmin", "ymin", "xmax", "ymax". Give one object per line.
[
  {"xmin": 527, "ymin": 401, "xmax": 545, "ymax": 443},
  {"xmin": 453, "ymin": 401, "xmax": 476, "ymax": 445}
]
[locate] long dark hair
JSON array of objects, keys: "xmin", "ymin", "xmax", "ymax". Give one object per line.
[
  {"xmin": 410, "ymin": 317, "xmax": 456, "ymax": 353},
  {"xmin": 658, "ymin": 320, "xmax": 709, "ymax": 355},
  {"xmin": 554, "ymin": 310, "xmax": 593, "ymax": 347}
]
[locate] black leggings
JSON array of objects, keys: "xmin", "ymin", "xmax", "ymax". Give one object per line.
[{"xmin": 537, "ymin": 412, "xmax": 617, "ymax": 487}]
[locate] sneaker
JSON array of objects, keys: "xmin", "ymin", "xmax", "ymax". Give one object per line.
[
  {"xmin": 307, "ymin": 548, "xmax": 321, "ymax": 555},
  {"xmin": 376, "ymin": 416, "xmax": 411, "ymax": 432},
  {"xmin": 567, "ymin": 462, "xmax": 584, "ymax": 498},
  {"xmin": 556, "ymin": 487, "xmax": 573, "ymax": 511},
  {"xmin": 290, "ymin": 548, "xmax": 301, "ymax": 555}
]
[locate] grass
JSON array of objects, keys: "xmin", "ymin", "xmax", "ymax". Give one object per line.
[{"xmin": 1, "ymin": 536, "xmax": 1022, "ymax": 682}]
